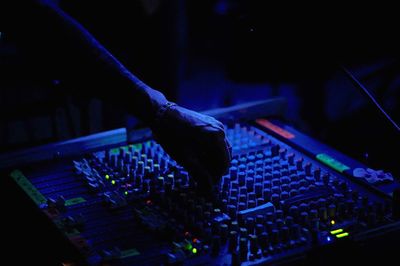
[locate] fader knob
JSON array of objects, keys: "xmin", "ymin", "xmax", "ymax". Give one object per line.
[{"xmin": 229, "ymin": 231, "xmax": 238, "ymax": 252}]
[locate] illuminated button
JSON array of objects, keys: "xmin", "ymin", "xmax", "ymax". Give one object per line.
[
  {"xmin": 281, "ymin": 184, "xmax": 290, "ymax": 192},
  {"xmin": 247, "ymin": 162, "xmax": 255, "ymax": 170},
  {"xmin": 255, "ymin": 175, "xmax": 263, "ymax": 184},
  {"xmin": 263, "ymin": 188, "xmax": 271, "ymax": 200},
  {"xmin": 231, "ymin": 221, "xmax": 239, "ymax": 231},
  {"xmin": 250, "ymin": 234, "xmax": 258, "ymax": 254},
  {"xmin": 258, "ymin": 232, "xmax": 268, "ymax": 250},
  {"xmin": 255, "ymin": 183, "xmax": 263, "ymax": 196},
  {"xmin": 271, "ymin": 193, "xmax": 280, "ymax": 206},
  {"xmin": 330, "ymin": 228, "xmax": 343, "ymax": 235},
  {"xmin": 211, "ymin": 236, "xmax": 221, "ymax": 256},
  {"xmin": 288, "ymin": 153, "xmax": 295, "ymax": 165},
  {"xmin": 308, "ymin": 183, "xmax": 317, "ymax": 192},
  {"xmin": 265, "ymin": 212, "xmax": 274, "ymax": 221},
  {"xmin": 265, "ymin": 221, "xmax": 274, "ymax": 234},
  {"xmin": 271, "ymin": 178, "xmax": 280, "ymax": 186},
  {"xmin": 299, "ymin": 203, "xmax": 309, "ymax": 213},
  {"xmin": 305, "ymin": 162, "xmax": 312, "ymax": 176},
  {"xmin": 299, "ymin": 186, "xmax": 308, "ymax": 194},
  {"xmin": 238, "ymin": 202, "xmax": 246, "ymax": 211},
  {"xmin": 229, "ymin": 167, "xmax": 238, "ymax": 180},
  {"xmin": 263, "ymin": 181, "xmax": 271, "ymax": 189},
  {"xmin": 328, "ymin": 204, "xmax": 336, "ymax": 219},
  {"xmin": 146, "ymin": 159, "xmax": 154, "ymax": 169},
  {"xmin": 316, "ymin": 153, "xmax": 350, "ymax": 173},
  {"xmin": 276, "ymin": 219, "xmax": 284, "ymax": 229},
  {"xmin": 246, "ymin": 178, "xmax": 254, "ymax": 192},
  {"xmin": 310, "ymin": 209, "xmax": 318, "ymax": 219},
  {"xmin": 231, "ymin": 182, "xmax": 239, "ymax": 190},
  {"xmin": 273, "ymin": 209, "xmax": 282, "ymax": 220},
  {"xmin": 299, "ymin": 179, "xmax": 308, "ymax": 188},
  {"xmin": 230, "ymin": 189, "xmax": 238, "ymax": 197},
  {"xmin": 281, "ymin": 226, "xmax": 289, "ymax": 243},
  {"xmin": 255, "ymin": 215, "xmax": 264, "ymax": 224},
  {"xmin": 271, "ymin": 186, "xmax": 280, "ymax": 194},
  {"xmin": 229, "ymin": 197, "xmax": 238, "ymax": 205},
  {"xmin": 280, "ymin": 176, "xmax": 290, "ymax": 184},
  {"xmin": 273, "ymin": 163, "xmax": 281, "ymax": 172},
  {"xmin": 255, "ymin": 224, "xmax": 264, "ymax": 235},
  {"xmin": 246, "ymin": 217, "xmax": 255, "ymax": 233},
  {"xmin": 238, "ymin": 172, "xmax": 246, "ymax": 186},
  {"xmin": 285, "ymin": 216, "xmax": 294, "ymax": 226},
  {"xmin": 272, "ymin": 171, "xmax": 280, "ymax": 179},
  {"xmin": 239, "ymin": 195, "xmax": 247, "ymax": 203},
  {"xmin": 271, "ymin": 229, "xmax": 279, "ymax": 245},
  {"xmin": 290, "ymin": 224, "xmax": 301, "ymax": 239},
  {"xmin": 322, "ymin": 173, "xmax": 330, "ymax": 184},
  {"xmin": 229, "ymin": 231, "xmax": 238, "ymax": 252},
  {"xmin": 157, "ymin": 176, "xmax": 164, "ymax": 187},
  {"xmin": 248, "ymin": 200, "xmax": 256, "ymax": 209},
  {"xmin": 255, "ymin": 159, "xmax": 263, "ymax": 169},
  {"xmin": 280, "ymin": 191, "xmax": 289, "ymax": 200},
  {"xmin": 137, "ymin": 161, "xmax": 144, "ymax": 175},
  {"xmin": 271, "ymin": 144, "xmax": 280, "ymax": 157},
  {"xmin": 289, "ymin": 206, "xmax": 299, "ymax": 218},
  {"xmin": 319, "ymin": 207, "xmax": 328, "ymax": 221},
  {"xmin": 289, "ymin": 189, "xmax": 298, "ymax": 197},
  {"xmin": 220, "ymin": 224, "xmax": 229, "ymax": 243},
  {"xmin": 239, "ymin": 237, "xmax": 248, "ymax": 261},
  {"xmin": 240, "ymin": 227, "xmax": 248, "ymax": 238},
  {"xmin": 336, "ymin": 232, "xmax": 349, "ymax": 238},
  {"xmin": 314, "ymin": 168, "xmax": 321, "ymax": 180},
  {"xmin": 256, "ymin": 198, "xmax": 264, "ymax": 206},
  {"xmin": 144, "ymin": 166, "xmax": 152, "ymax": 177},
  {"xmin": 248, "ymin": 192, "xmax": 256, "ymax": 201}
]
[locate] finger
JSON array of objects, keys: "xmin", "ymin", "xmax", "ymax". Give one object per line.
[
  {"xmin": 180, "ymin": 149, "xmax": 216, "ymax": 197},
  {"xmin": 196, "ymin": 131, "xmax": 231, "ymax": 183},
  {"xmin": 157, "ymin": 135, "xmax": 215, "ymax": 194}
]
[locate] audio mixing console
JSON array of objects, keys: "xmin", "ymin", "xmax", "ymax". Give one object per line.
[{"xmin": 2, "ymin": 99, "xmax": 400, "ymax": 265}]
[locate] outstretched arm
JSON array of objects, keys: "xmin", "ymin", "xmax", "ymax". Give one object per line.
[
  {"xmin": 15, "ymin": 0, "xmax": 167, "ymax": 124},
  {"xmin": 9, "ymin": 0, "xmax": 231, "ymax": 191}
]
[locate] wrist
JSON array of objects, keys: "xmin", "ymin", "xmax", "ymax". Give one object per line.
[{"xmin": 153, "ymin": 101, "xmax": 177, "ymax": 126}]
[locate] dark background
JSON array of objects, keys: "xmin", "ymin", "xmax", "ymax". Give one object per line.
[{"xmin": 1, "ymin": 0, "xmax": 399, "ymax": 176}]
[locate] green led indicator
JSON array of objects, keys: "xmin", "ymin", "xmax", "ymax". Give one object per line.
[
  {"xmin": 124, "ymin": 191, "xmax": 128, "ymax": 196},
  {"xmin": 111, "ymin": 180, "xmax": 116, "ymax": 185},
  {"xmin": 183, "ymin": 239, "xmax": 193, "ymax": 251},
  {"xmin": 105, "ymin": 174, "xmax": 110, "ymax": 180},
  {"xmin": 330, "ymin": 229, "xmax": 344, "ymax": 235},
  {"xmin": 119, "ymin": 248, "xmax": 140, "ymax": 258},
  {"xmin": 316, "ymin": 153, "xmax": 350, "ymax": 173},
  {"xmin": 65, "ymin": 197, "xmax": 86, "ymax": 206},
  {"xmin": 336, "ymin": 232, "xmax": 349, "ymax": 238},
  {"xmin": 10, "ymin": 170, "xmax": 47, "ymax": 205},
  {"xmin": 192, "ymin": 248, "xmax": 197, "ymax": 254}
]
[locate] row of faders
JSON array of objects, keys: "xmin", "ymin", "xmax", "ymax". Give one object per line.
[{"xmin": 69, "ymin": 123, "xmax": 394, "ymax": 265}]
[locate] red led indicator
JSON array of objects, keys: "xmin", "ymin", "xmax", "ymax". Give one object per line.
[{"xmin": 256, "ymin": 119, "xmax": 295, "ymax": 139}]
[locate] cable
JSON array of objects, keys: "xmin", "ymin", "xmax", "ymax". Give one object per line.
[{"xmin": 340, "ymin": 65, "xmax": 400, "ymax": 133}]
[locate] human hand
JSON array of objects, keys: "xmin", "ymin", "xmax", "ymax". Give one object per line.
[{"xmin": 151, "ymin": 103, "xmax": 232, "ymax": 193}]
